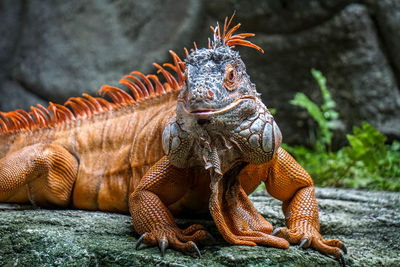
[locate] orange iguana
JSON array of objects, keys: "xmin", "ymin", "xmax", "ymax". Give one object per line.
[{"xmin": 0, "ymin": 16, "xmax": 346, "ymax": 266}]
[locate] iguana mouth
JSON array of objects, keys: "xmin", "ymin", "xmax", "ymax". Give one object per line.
[{"xmin": 179, "ymin": 95, "xmax": 256, "ymax": 119}]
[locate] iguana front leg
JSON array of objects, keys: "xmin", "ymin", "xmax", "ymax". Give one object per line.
[
  {"xmin": 266, "ymin": 148, "xmax": 346, "ymax": 262},
  {"xmin": 209, "ymin": 174, "xmax": 290, "ymax": 249},
  {"xmin": 129, "ymin": 156, "xmax": 207, "ymax": 256}
]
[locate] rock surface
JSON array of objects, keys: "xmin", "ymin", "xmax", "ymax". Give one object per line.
[
  {"xmin": 0, "ymin": 188, "xmax": 399, "ymax": 266},
  {"xmin": 0, "ymin": 0, "xmax": 400, "ymax": 143}
]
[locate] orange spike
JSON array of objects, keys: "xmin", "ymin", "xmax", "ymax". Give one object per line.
[
  {"xmin": 147, "ymin": 74, "xmax": 165, "ymax": 95},
  {"xmin": 184, "ymin": 47, "xmax": 189, "ymax": 57},
  {"xmin": 99, "ymin": 86, "xmax": 122, "ymax": 105},
  {"xmin": 223, "ymin": 13, "xmax": 235, "ymax": 39},
  {"xmin": 234, "ymin": 33, "xmax": 256, "ymax": 38},
  {"xmin": 193, "ymin": 42, "xmax": 197, "ymax": 50},
  {"xmin": 10, "ymin": 111, "xmax": 29, "ymax": 129},
  {"xmin": 30, "ymin": 106, "xmax": 47, "ymax": 127},
  {"xmin": 179, "ymin": 61, "xmax": 186, "ymax": 71},
  {"xmin": 54, "ymin": 104, "xmax": 75, "ymax": 121},
  {"xmin": 163, "ymin": 63, "xmax": 185, "ymax": 88},
  {"xmin": 65, "ymin": 99, "xmax": 87, "ymax": 117},
  {"xmin": 169, "ymin": 50, "xmax": 183, "ymax": 65},
  {"xmin": 102, "ymin": 86, "xmax": 133, "ymax": 105},
  {"xmin": 80, "ymin": 97, "xmax": 98, "ymax": 114},
  {"xmin": 4, "ymin": 115, "xmax": 17, "ymax": 131},
  {"xmin": 0, "ymin": 113, "xmax": 11, "ymax": 132},
  {"xmin": 210, "ymin": 25, "xmax": 216, "ymax": 35},
  {"xmin": 224, "ymin": 23, "xmax": 241, "ymax": 40},
  {"xmin": 48, "ymin": 102, "xmax": 58, "ymax": 124},
  {"xmin": 124, "ymin": 74, "xmax": 149, "ymax": 97},
  {"xmin": 37, "ymin": 104, "xmax": 52, "ymax": 125},
  {"xmin": 222, "ymin": 17, "xmax": 228, "ymax": 40},
  {"xmin": 164, "ymin": 82, "xmax": 173, "ymax": 92},
  {"xmin": 0, "ymin": 116, "xmax": 8, "ymax": 133},
  {"xmin": 16, "ymin": 109, "xmax": 35, "ymax": 129},
  {"xmin": 162, "ymin": 63, "xmax": 176, "ymax": 71},
  {"xmin": 118, "ymin": 79, "xmax": 144, "ymax": 101},
  {"xmin": 82, "ymin": 93, "xmax": 103, "ymax": 111},
  {"xmin": 154, "ymin": 63, "xmax": 179, "ymax": 91},
  {"xmin": 95, "ymin": 97, "xmax": 114, "ymax": 110},
  {"xmin": 5, "ymin": 115, "xmax": 18, "ymax": 130},
  {"xmin": 168, "ymin": 50, "xmax": 185, "ymax": 86},
  {"xmin": 34, "ymin": 106, "xmax": 48, "ymax": 125},
  {"xmin": 71, "ymin": 97, "xmax": 93, "ymax": 116},
  {"xmin": 113, "ymin": 88, "xmax": 135, "ymax": 105},
  {"xmin": 52, "ymin": 107, "xmax": 65, "ymax": 123},
  {"xmin": 30, "ymin": 107, "xmax": 41, "ymax": 126},
  {"xmin": 227, "ymin": 39, "xmax": 264, "ymax": 53},
  {"xmin": 130, "ymin": 71, "xmax": 155, "ymax": 97}
]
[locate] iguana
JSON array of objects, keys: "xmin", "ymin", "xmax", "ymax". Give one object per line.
[{"xmin": 0, "ymin": 16, "xmax": 346, "ymax": 266}]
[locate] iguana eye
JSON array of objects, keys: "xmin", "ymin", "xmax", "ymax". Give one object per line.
[{"xmin": 224, "ymin": 65, "xmax": 237, "ymax": 91}]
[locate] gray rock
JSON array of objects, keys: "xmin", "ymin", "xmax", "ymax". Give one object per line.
[
  {"xmin": 8, "ymin": 0, "xmax": 202, "ymax": 104},
  {"xmin": 0, "ymin": 0, "xmax": 23, "ymax": 81},
  {"xmin": 0, "ymin": 80, "xmax": 47, "ymax": 112},
  {"xmin": 0, "ymin": 188, "xmax": 399, "ymax": 266}
]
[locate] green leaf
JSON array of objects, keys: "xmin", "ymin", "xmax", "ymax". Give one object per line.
[{"xmin": 287, "ymin": 70, "xmax": 400, "ymax": 192}]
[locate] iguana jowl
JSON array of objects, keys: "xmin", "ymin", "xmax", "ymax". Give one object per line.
[{"xmin": 0, "ymin": 16, "xmax": 346, "ymax": 265}]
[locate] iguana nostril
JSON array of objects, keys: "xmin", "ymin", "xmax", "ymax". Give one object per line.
[{"xmin": 207, "ymin": 90, "xmax": 214, "ymax": 100}]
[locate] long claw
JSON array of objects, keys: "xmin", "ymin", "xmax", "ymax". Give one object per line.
[
  {"xmin": 299, "ymin": 238, "xmax": 309, "ymax": 249},
  {"xmin": 339, "ymin": 251, "xmax": 346, "ymax": 267},
  {"xmin": 271, "ymin": 228, "xmax": 281, "ymax": 236},
  {"xmin": 342, "ymin": 243, "xmax": 347, "ymax": 254},
  {"xmin": 160, "ymin": 239, "xmax": 167, "ymax": 257},
  {"xmin": 192, "ymin": 243, "xmax": 201, "ymax": 258},
  {"xmin": 135, "ymin": 233, "xmax": 147, "ymax": 250}
]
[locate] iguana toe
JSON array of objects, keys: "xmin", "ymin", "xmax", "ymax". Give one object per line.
[
  {"xmin": 159, "ymin": 239, "xmax": 168, "ymax": 256},
  {"xmin": 339, "ymin": 251, "xmax": 346, "ymax": 267},
  {"xmin": 134, "ymin": 223, "xmax": 207, "ymax": 257},
  {"xmin": 135, "ymin": 232, "xmax": 147, "ymax": 250},
  {"xmin": 271, "ymin": 228, "xmax": 281, "ymax": 236},
  {"xmin": 341, "ymin": 243, "xmax": 347, "ymax": 254},
  {"xmin": 192, "ymin": 242, "xmax": 201, "ymax": 258},
  {"xmin": 299, "ymin": 237, "xmax": 310, "ymax": 249},
  {"xmin": 274, "ymin": 226, "xmax": 346, "ymax": 265}
]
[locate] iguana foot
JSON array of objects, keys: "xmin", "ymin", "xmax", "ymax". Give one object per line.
[
  {"xmin": 135, "ymin": 223, "xmax": 207, "ymax": 257},
  {"xmin": 226, "ymin": 230, "xmax": 290, "ymax": 249},
  {"xmin": 272, "ymin": 226, "xmax": 346, "ymax": 266}
]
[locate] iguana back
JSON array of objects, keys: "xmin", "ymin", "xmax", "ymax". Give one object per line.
[{"xmin": 0, "ymin": 52, "xmax": 183, "ymax": 212}]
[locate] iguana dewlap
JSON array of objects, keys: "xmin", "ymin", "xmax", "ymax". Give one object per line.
[{"xmin": 0, "ymin": 15, "xmax": 346, "ymax": 266}]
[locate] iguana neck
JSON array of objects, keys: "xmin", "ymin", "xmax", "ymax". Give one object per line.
[{"xmin": 162, "ymin": 98, "xmax": 282, "ymax": 175}]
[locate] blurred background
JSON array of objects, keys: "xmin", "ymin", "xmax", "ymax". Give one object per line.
[{"xmin": 0, "ymin": 0, "xmax": 399, "ymax": 189}]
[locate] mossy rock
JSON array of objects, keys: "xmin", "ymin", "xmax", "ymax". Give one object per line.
[{"xmin": 1, "ymin": 188, "xmax": 399, "ymax": 266}]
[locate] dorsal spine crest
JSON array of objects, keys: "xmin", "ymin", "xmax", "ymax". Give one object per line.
[{"xmin": 0, "ymin": 14, "xmax": 262, "ymax": 135}]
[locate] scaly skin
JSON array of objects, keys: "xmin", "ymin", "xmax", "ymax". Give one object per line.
[{"xmin": 0, "ymin": 16, "xmax": 346, "ymax": 266}]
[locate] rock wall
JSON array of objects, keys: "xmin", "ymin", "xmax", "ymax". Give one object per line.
[
  {"xmin": 1, "ymin": 188, "xmax": 399, "ymax": 266},
  {"xmin": 1, "ymin": 0, "xmax": 399, "ymax": 144}
]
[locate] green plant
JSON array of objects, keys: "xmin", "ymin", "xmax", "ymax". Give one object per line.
[
  {"xmin": 284, "ymin": 69, "xmax": 400, "ymax": 191},
  {"xmin": 290, "ymin": 69, "xmax": 338, "ymax": 149}
]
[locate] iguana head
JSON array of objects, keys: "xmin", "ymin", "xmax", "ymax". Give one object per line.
[
  {"xmin": 179, "ymin": 46, "xmax": 256, "ymax": 124},
  {"xmin": 163, "ymin": 16, "xmax": 281, "ymax": 173}
]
